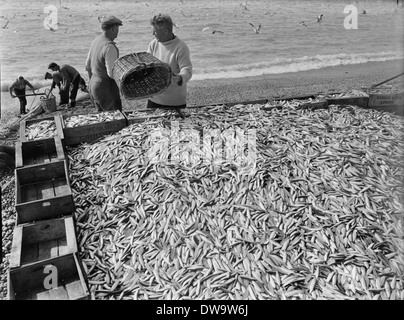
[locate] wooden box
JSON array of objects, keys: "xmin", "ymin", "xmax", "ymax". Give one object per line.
[
  {"xmin": 368, "ymin": 91, "xmax": 404, "ymax": 108},
  {"xmin": 19, "ymin": 115, "xmax": 64, "ymax": 142},
  {"xmin": 15, "ymin": 160, "xmax": 74, "ymax": 224},
  {"xmin": 61, "ymin": 111, "xmax": 127, "ymax": 146},
  {"xmin": 321, "ymin": 91, "xmax": 369, "ymax": 108},
  {"xmin": 15, "ymin": 136, "xmax": 66, "ymax": 168},
  {"xmin": 9, "ymin": 216, "xmax": 77, "ymax": 269},
  {"xmin": 8, "ymin": 253, "xmax": 90, "ymax": 300}
]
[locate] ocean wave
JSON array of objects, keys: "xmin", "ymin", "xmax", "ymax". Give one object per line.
[
  {"xmin": 1, "ymin": 51, "xmax": 402, "ymax": 91},
  {"xmin": 191, "ymin": 51, "xmax": 404, "ymax": 81}
]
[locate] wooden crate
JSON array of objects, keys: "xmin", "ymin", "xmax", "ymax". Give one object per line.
[
  {"xmin": 8, "ymin": 253, "xmax": 89, "ymax": 300},
  {"xmin": 9, "ymin": 216, "xmax": 77, "ymax": 269},
  {"xmin": 15, "ymin": 136, "xmax": 66, "ymax": 168},
  {"xmin": 15, "ymin": 160, "xmax": 74, "ymax": 224},
  {"xmin": 61, "ymin": 111, "xmax": 127, "ymax": 146},
  {"xmin": 321, "ymin": 91, "xmax": 369, "ymax": 108},
  {"xmin": 19, "ymin": 115, "xmax": 64, "ymax": 142},
  {"xmin": 368, "ymin": 91, "xmax": 404, "ymax": 108}
]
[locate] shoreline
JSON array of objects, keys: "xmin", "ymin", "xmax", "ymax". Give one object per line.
[{"xmin": 1, "ymin": 59, "xmax": 404, "ymax": 132}]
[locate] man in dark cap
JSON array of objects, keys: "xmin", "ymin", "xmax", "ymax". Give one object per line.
[
  {"xmin": 48, "ymin": 62, "xmax": 85, "ymax": 108},
  {"xmin": 9, "ymin": 76, "xmax": 36, "ymax": 116},
  {"xmin": 45, "ymin": 72, "xmax": 69, "ymax": 106},
  {"xmin": 85, "ymin": 15, "xmax": 123, "ymax": 111}
]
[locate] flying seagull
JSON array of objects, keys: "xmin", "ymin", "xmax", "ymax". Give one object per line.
[
  {"xmin": 299, "ymin": 21, "xmax": 307, "ymax": 27},
  {"xmin": 317, "ymin": 14, "xmax": 324, "ymax": 23},
  {"xmin": 212, "ymin": 30, "xmax": 224, "ymax": 34},
  {"xmin": 240, "ymin": 2, "xmax": 249, "ymax": 10},
  {"xmin": 249, "ymin": 22, "xmax": 261, "ymax": 34},
  {"xmin": 2, "ymin": 20, "xmax": 9, "ymax": 29},
  {"xmin": 202, "ymin": 27, "xmax": 210, "ymax": 32}
]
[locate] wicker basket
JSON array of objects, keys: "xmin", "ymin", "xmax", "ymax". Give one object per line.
[
  {"xmin": 113, "ymin": 52, "xmax": 172, "ymax": 100},
  {"xmin": 39, "ymin": 91, "xmax": 57, "ymax": 112}
]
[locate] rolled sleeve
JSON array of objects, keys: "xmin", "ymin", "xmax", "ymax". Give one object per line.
[
  {"xmin": 177, "ymin": 46, "xmax": 192, "ymax": 84},
  {"xmin": 105, "ymin": 44, "xmax": 119, "ymax": 78}
]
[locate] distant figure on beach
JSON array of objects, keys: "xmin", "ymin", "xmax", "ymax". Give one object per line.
[
  {"xmin": 85, "ymin": 15, "xmax": 122, "ymax": 111},
  {"xmin": 45, "ymin": 71, "xmax": 69, "ymax": 106},
  {"xmin": 9, "ymin": 76, "xmax": 36, "ymax": 116},
  {"xmin": 47, "ymin": 62, "xmax": 86, "ymax": 108},
  {"xmin": 146, "ymin": 14, "xmax": 192, "ymax": 109}
]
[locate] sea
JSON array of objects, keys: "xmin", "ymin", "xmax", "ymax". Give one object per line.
[{"xmin": 0, "ymin": 0, "xmax": 403, "ymax": 94}]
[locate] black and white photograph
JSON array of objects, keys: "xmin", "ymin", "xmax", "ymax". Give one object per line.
[{"xmin": 1, "ymin": 0, "xmax": 404, "ymax": 306}]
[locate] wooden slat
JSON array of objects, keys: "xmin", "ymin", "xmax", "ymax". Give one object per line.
[
  {"xmin": 21, "ymin": 243, "xmax": 38, "ymax": 265},
  {"xmin": 38, "ymin": 181, "xmax": 55, "ymax": 199},
  {"xmin": 15, "ymin": 141, "xmax": 23, "ymax": 168},
  {"xmin": 7, "ymin": 272, "xmax": 15, "ymax": 300},
  {"xmin": 73, "ymin": 254, "xmax": 90, "ymax": 299},
  {"xmin": 58, "ymin": 237, "xmax": 69, "ymax": 256},
  {"xmin": 65, "ymin": 217, "xmax": 78, "ymax": 253},
  {"xmin": 19, "ymin": 120, "xmax": 26, "ymax": 142},
  {"xmin": 33, "ymin": 290, "xmax": 51, "ymax": 300},
  {"xmin": 38, "ymin": 239, "xmax": 59, "ymax": 261},
  {"xmin": 48, "ymin": 286, "xmax": 69, "ymax": 300},
  {"xmin": 65, "ymin": 279, "xmax": 85, "ymax": 300},
  {"xmin": 54, "ymin": 115, "xmax": 65, "ymax": 139},
  {"xmin": 9, "ymin": 226, "xmax": 23, "ymax": 269},
  {"xmin": 53, "ymin": 178, "xmax": 70, "ymax": 197},
  {"xmin": 54, "ymin": 137, "xmax": 65, "ymax": 161}
]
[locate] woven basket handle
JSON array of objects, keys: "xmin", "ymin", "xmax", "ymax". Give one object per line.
[{"xmin": 132, "ymin": 52, "xmax": 147, "ymax": 69}]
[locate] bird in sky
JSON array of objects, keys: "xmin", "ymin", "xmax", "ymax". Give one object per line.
[
  {"xmin": 2, "ymin": 20, "xmax": 9, "ymax": 29},
  {"xmin": 317, "ymin": 14, "xmax": 324, "ymax": 23},
  {"xmin": 249, "ymin": 22, "xmax": 261, "ymax": 34},
  {"xmin": 98, "ymin": 15, "xmax": 106, "ymax": 23},
  {"xmin": 212, "ymin": 30, "xmax": 224, "ymax": 34},
  {"xmin": 299, "ymin": 21, "xmax": 308, "ymax": 27},
  {"xmin": 122, "ymin": 13, "xmax": 132, "ymax": 19},
  {"xmin": 202, "ymin": 27, "xmax": 210, "ymax": 32},
  {"xmin": 240, "ymin": 2, "xmax": 249, "ymax": 10}
]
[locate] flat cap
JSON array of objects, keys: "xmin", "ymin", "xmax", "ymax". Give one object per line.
[
  {"xmin": 101, "ymin": 15, "xmax": 123, "ymax": 27},
  {"xmin": 48, "ymin": 62, "xmax": 57, "ymax": 69}
]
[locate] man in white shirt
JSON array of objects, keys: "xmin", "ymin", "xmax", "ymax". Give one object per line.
[
  {"xmin": 147, "ymin": 14, "xmax": 192, "ymax": 109},
  {"xmin": 85, "ymin": 15, "xmax": 122, "ymax": 111}
]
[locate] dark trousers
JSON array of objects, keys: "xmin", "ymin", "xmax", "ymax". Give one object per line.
[
  {"xmin": 69, "ymin": 76, "xmax": 81, "ymax": 107},
  {"xmin": 14, "ymin": 88, "xmax": 27, "ymax": 114},
  {"xmin": 59, "ymin": 89, "xmax": 69, "ymax": 105}
]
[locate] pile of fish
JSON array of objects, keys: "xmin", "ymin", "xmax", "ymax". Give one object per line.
[
  {"xmin": 64, "ymin": 111, "xmax": 125, "ymax": 128},
  {"xmin": 68, "ymin": 103, "xmax": 404, "ymax": 300},
  {"xmin": 25, "ymin": 120, "xmax": 56, "ymax": 141},
  {"xmin": 125, "ymin": 108, "xmax": 185, "ymax": 121}
]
